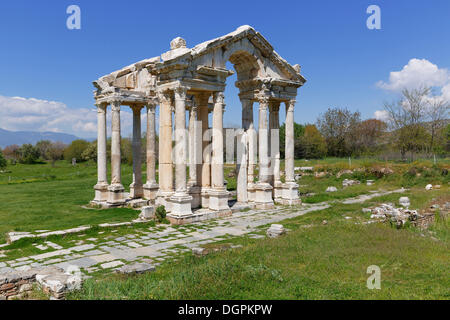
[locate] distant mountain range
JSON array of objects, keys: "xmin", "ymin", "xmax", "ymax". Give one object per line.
[{"xmin": 0, "ymin": 128, "xmax": 81, "ymax": 148}]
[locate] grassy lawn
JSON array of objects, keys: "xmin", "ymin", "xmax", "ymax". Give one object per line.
[
  {"xmin": 0, "ymin": 161, "xmax": 141, "ymax": 244},
  {"xmin": 68, "ymin": 187, "xmax": 449, "ymax": 300},
  {"xmin": 1, "ymin": 158, "xmax": 449, "ymax": 299}
]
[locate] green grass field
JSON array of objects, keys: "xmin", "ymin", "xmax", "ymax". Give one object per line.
[{"xmin": 0, "ymin": 158, "xmax": 449, "ymax": 299}]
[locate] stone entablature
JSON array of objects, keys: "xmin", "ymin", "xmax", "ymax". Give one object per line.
[{"xmin": 90, "ymin": 25, "xmax": 306, "ymax": 223}]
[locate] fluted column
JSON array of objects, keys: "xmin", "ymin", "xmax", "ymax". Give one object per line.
[
  {"xmin": 211, "ymin": 92, "xmax": 225, "ymax": 189},
  {"xmin": 143, "ymin": 103, "xmax": 158, "ymax": 200},
  {"xmin": 93, "ymin": 103, "xmax": 108, "ymax": 202},
  {"xmin": 208, "ymin": 91, "xmax": 230, "ymax": 211},
  {"xmin": 269, "ymin": 102, "xmax": 281, "ymax": 186},
  {"xmin": 168, "ymin": 86, "xmax": 193, "ymax": 217},
  {"xmin": 130, "ymin": 105, "xmax": 143, "ymax": 198},
  {"xmin": 285, "ymin": 100, "xmax": 295, "ymax": 183},
  {"xmin": 107, "ymin": 100, "xmax": 125, "ymax": 204},
  {"xmin": 188, "ymin": 104, "xmax": 198, "ymax": 186},
  {"xmin": 198, "ymin": 94, "xmax": 211, "ymax": 189},
  {"xmin": 258, "ymin": 96, "xmax": 270, "ymax": 183},
  {"xmin": 158, "ymin": 92, "xmax": 174, "ymax": 193}
]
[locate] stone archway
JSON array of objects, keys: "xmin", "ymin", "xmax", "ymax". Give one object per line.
[{"xmin": 91, "ymin": 25, "xmax": 306, "ymax": 224}]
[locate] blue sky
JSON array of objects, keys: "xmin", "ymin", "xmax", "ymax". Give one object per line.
[{"xmin": 0, "ymin": 0, "xmax": 449, "ymax": 138}]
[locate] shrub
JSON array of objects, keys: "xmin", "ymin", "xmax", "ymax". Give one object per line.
[
  {"xmin": 0, "ymin": 148, "xmax": 6, "ymax": 169},
  {"xmin": 63, "ymin": 139, "xmax": 90, "ymax": 162},
  {"xmin": 18, "ymin": 144, "xmax": 40, "ymax": 164},
  {"xmin": 155, "ymin": 205, "xmax": 167, "ymax": 222}
]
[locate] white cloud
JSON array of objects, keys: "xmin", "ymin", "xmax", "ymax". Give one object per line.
[
  {"xmin": 375, "ymin": 58, "xmax": 450, "ymax": 121},
  {"xmin": 377, "ymin": 58, "xmax": 450, "ymax": 92},
  {"xmin": 0, "ymin": 95, "xmax": 148, "ymax": 139},
  {"xmin": 374, "ymin": 110, "xmax": 389, "ymax": 121}
]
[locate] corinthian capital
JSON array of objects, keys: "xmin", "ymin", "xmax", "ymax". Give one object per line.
[
  {"xmin": 174, "ymin": 86, "xmax": 188, "ymax": 101},
  {"xmin": 213, "ymin": 91, "xmax": 225, "ymax": 105},
  {"xmin": 157, "ymin": 90, "xmax": 173, "ymax": 105}
]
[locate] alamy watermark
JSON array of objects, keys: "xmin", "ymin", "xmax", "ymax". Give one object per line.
[
  {"xmin": 366, "ymin": 5, "xmax": 381, "ymax": 30},
  {"xmin": 366, "ymin": 265, "xmax": 381, "ymax": 289},
  {"xmin": 66, "ymin": 5, "xmax": 81, "ymax": 30}
]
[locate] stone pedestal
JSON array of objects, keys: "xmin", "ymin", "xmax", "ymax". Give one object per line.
[
  {"xmin": 107, "ymin": 183, "xmax": 126, "ymax": 205},
  {"xmin": 143, "ymin": 182, "xmax": 159, "ymax": 201},
  {"xmin": 188, "ymin": 185, "xmax": 201, "ymax": 209},
  {"xmin": 209, "ymin": 188, "xmax": 231, "ymax": 212},
  {"xmin": 168, "ymin": 193, "xmax": 193, "ymax": 217},
  {"xmin": 155, "ymin": 190, "xmax": 174, "ymax": 212},
  {"xmin": 93, "ymin": 182, "xmax": 109, "ymax": 202},
  {"xmin": 273, "ymin": 181, "xmax": 284, "ymax": 203},
  {"xmin": 201, "ymin": 188, "xmax": 210, "ymax": 208},
  {"xmin": 281, "ymin": 182, "xmax": 301, "ymax": 205},
  {"xmin": 247, "ymin": 183, "xmax": 256, "ymax": 202},
  {"xmin": 254, "ymin": 182, "xmax": 275, "ymax": 209}
]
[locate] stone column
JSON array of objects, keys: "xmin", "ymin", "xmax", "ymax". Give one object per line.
[
  {"xmin": 197, "ymin": 93, "xmax": 211, "ymax": 208},
  {"xmin": 93, "ymin": 103, "xmax": 108, "ymax": 202},
  {"xmin": 188, "ymin": 104, "xmax": 198, "ymax": 187},
  {"xmin": 240, "ymin": 98, "xmax": 253, "ymax": 202},
  {"xmin": 236, "ymin": 130, "xmax": 248, "ymax": 203},
  {"xmin": 107, "ymin": 100, "xmax": 125, "ymax": 204},
  {"xmin": 254, "ymin": 95, "xmax": 274, "ymax": 209},
  {"xmin": 285, "ymin": 100, "xmax": 295, "ymax": 183},
  {"xmin": 130, "ymin": 105, "xmax": 143, "ymax": 198},
  {"xmin": 156, "ymin": 91, "xmax": 174, "ymax": 209},
  {"xmin": 270, "ymin": 102, "xmax": 282, "ymax": 201},
  {"xmin": 143, "ymin": 103, "xmax": 159, "ymax": 200},
  {"xmin": 282, "ymin": 99, "xmax": 301, "ymax": 205},
  {"xmin": 209, "ymin": 91, "xmax": 230, "ymax": 212},
  {"xmin": 169, "ymin": 86, "xmax": 192, "ymax": 217}
]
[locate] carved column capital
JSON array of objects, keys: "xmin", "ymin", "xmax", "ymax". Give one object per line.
[
  {"xmin": 110, "ymin": 100, "xmax": 121, "ymax": 112},
  {"xmin": 269, "ymin": 101, "xmax": 281, "ymax": 113},
  {"xmin": 96, "ymin": 102, "xmax": 107, "ymax": 113},
  {"xmin": 286, "ymin": 99, "xmax": 296, "ymax": 112},
  {"xmin": 174, "ymin": 86, "xmax": 188, "ymax": 101},
  {"xmin": 157, "ymin": 90, "xmax": 173, "ymax": 105},
  {"xmin": 213, "ymin": 91, "xmax": 225, "ymax": 105}
]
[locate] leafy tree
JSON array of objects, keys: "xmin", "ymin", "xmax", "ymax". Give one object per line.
[
  {"xmin": 35, "ymin": 140, "xmax": 52, "ymax": 160},
  {"xmin": 0, "ymin": 148, "xmax": 7, "ymax": 170},
  {"xmin": 316, "ymin": 107, "xmax": 361, "ymax": 157},
  {"xmin": 2, "ymin": 144, "xmax": 20, "ymax": 163},
  {"xmin": 279, "ymin": 122, "xmax": 304, "ymax": 159},
  {"xmin": 18, "ymin": 144, "xmax": 40, "ymax": 164},
  {"xmin": 354, "ymin": 119, "xmax": 387, "ymax": 155},
  {"xmin": 47, "ymin": 142, "xmax": 66, "ymax": 167},
  {"xmin": 63, "ymin": 139, "xmax": 90, "ymax": 162},
  {"xmin": 82, "ymin": 141, "xmax": 97, "ymax": 162},
  {"xmin": 301, "ymin": 124, "xmax": 327, "ymax": 159}
]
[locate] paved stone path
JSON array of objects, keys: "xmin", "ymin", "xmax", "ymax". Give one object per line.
[{"xmin": 0, "ymin": 189, "xmax": 404, "ymax": 276}]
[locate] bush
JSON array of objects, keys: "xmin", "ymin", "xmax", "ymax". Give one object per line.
[
  {"xmin": 155, "ymin": 205, "xmax": 167, "ymax": 222},
  {"xmin": 0, "ymin": 149, "xmax": 6, "ymax": 169},
  {"xmin": 63, "ymin": 139, "xmax": 90, "ymax": 162},
  {"xmin": 18, "ymin": 144, "xmax": 40, "ymax": 164}
]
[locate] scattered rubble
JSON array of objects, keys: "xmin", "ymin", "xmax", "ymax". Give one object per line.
[
  {"xmin": 326, "ymin": 186, "xmax": 337, "ymax": 192},
  {"xmin": 266, "ymin": 224, "xmax": 286, "ymax": 238},
  {"xmin": 364, "ymin": 202, "xmax": 435, "ymax": 229},
  {"xmin": 0, "ymin": 266, "xmax": 83, "ymax": 300},
  {"xmin": 342, "ymin": 179, "xmax": 360, "ymax": 187},
  {"xmin": 366, "ymin": 180, "xmax": 375, "ymax": 186},
  {"xmin": 336, "ymin": 170, "xmax": 353, "ymax": 178},
  {"xmin": 138, "ymin": 206, "xmax": 155, "ymax": 221},
  {"xmin": 425, "ymin": 184, "xmax": 433, "ymax": 190},
  {"xmin": 314, "ymin": 171, "xmax": 327, "ymax": 178}
]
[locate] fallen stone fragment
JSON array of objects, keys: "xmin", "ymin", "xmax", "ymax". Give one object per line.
[
  {"xmin": 116, "ymin": 263, "xmax": 155, "ymax": 275},
  {"xmin": 366, "ymin": 180, "xmax": 375, "ymax": 186},
  {"xmin": 399, "ymin": 197, "xmax": 410, "ymax": 208},
  {"xmin": 138, "ymin": 206, "xmax": 155, "ymax": 221},
  {"xmin": 326, "ymin": 186, "xmax": 337, "ymax": 192},
  {"xmin": 266, "ymin": 224, "xmax": 286, "ymax": 238},
  {"xmin": 342, "ymin": 179, "xmax": 360, "ymax": 187},
  {"xmin": 425, "ymin": 184, "xmax": 433, "ymax": 190}
]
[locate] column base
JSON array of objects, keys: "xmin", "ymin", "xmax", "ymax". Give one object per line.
[
  {"xmin": 143, "ymin": 182, "xmax": 159, "ymax": 201},
  {"xmin": 107, "ymin": 183, "xmax": 126, "ymax": 205},
  {"xmin": 155, "ymin": 190, "xmax": 174, "ymax": 212},
  {"xmin": 254, "ymin": 182, "xmax": 275, "ymax": 209},
  {"xmin": 168, "ymin": 193, "xmax": 193, "ymax": 217},
  {"xmin": 201, "ymin": 187, "xmax": 210, "ymax": 208},
  {"xmin": 208, "ymin": 188, "xmax": 231, "ymax": 211},
  {"xmin": 273, "ymin": 181, "xmax": 284, "ymax": 203},
  {"xmin": 280, "ymin": 182, "xmax": 301, "ymax": 205},
  {"xmin": 129, "ymin": 183, "xmax": 144, "ymax": 199},
  {"xmin": 93, "ymin": 183, "xmax": 109, "ymax": 202},
  {"xmin": 247, "ymin": 183, "xmax": 256, "ymax": 203},
  {"xmin": 188, "ymin": 185, "xmax": 201, "ymax": 209}
]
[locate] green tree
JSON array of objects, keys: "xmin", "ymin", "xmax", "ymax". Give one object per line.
[
  {"xmin": 301, "ymin": 124, "xmax": 327, "ymax": 159},
  {"xmin": 279, "ymin": 122, "xmax": 305, "ymax": 159},
  {"xmin": 63, "ymin": 139, "xmax": 90, "ymax": 162},
  {"xmin": 47, "ymin": 142, "xmax": 66, "ymax": 167},
  {"xmin": 0, "ymin": 148, "xmax": 7, "ymax": 170},
  {"xmin": 35, "ymin": 140, "xmax": 52, "ymax": 160},
  {"xmin": 82, "ymin": 141, "xmax": 97, "ymax": 162},
  {"xmin": 18, "ymin": 144, "xmax": 40, "ymax": 164}
]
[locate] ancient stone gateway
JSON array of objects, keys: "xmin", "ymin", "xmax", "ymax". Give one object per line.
[{"xmin": 91, "ymin": 25, "xmax": 306, "ymax": 224}]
